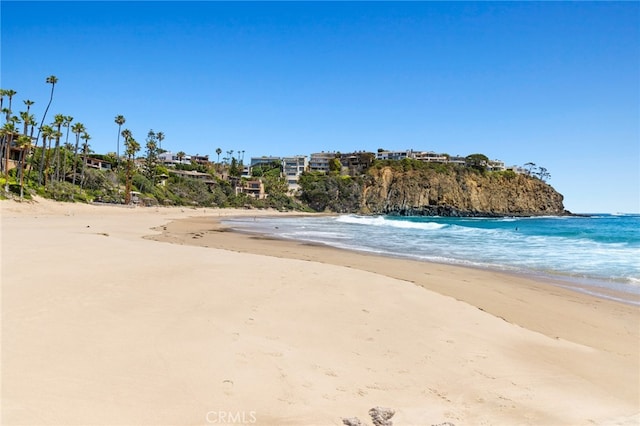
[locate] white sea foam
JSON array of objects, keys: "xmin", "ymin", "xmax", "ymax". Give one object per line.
[{"xmin": 335, "ymin": 214, "xmax": 446, "ymax": 230}]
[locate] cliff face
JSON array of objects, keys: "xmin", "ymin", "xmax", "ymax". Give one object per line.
[{"xmin": 360, "ymin": 166, "xmax": 567, "ymax": 216}]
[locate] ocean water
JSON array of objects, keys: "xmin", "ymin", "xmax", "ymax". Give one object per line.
[{"xmin": 222, "ymin": 213, "xmax": 640, "ymax": 304}]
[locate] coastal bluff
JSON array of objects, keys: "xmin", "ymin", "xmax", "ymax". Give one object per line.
[{"xmin": 360, "ymin": 165, "xmax": 568, "ymax": 216}]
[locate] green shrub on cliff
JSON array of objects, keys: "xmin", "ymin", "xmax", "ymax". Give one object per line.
[{"xmin": 298, "ymin": 172, "xmax": 362, "ymax": 212}]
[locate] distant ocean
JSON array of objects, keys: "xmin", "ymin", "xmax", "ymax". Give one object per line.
[{"xmin": 222, "ymin": 213, "xmax": 640, "ymax": 305}]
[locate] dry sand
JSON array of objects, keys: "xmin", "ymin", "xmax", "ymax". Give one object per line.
[{"xmin": 1, "ymin": 198, "xmax": 639, "ymax": 425}]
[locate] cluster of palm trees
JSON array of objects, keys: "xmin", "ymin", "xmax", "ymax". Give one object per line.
[
  {"xmin": 0, "ymin": 75, "xmax": 165, "ymax": 202},
  {"xmin": 0, "ymin": 76, "xmax": 93, "ymax": 198},
  {"xmin": 2, "ymin": 75, "xmax": 250, "ymax": 204}
]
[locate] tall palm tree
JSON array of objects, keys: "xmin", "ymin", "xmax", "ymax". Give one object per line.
[
  {"xmin": 23, "ymin": 99, "xmax": 34, "ymax": 114},
  {"xmin": 24, "ymin": 115, "xmax": 38, "ymax": 178},
  {"xmin": 114, "ymin": 115, "xmax": 125, "ymax": 160},
  {"xmin": 80, "ymin": 132, "xmax": 91, "ymax": 188},
  {"xmin": 19, "ymin": 111, "xmax": 33, "ymax": 138},
  {"xmin": 51, "ymin": 114, "xmax": 64, "ymax": 182},
  {"xmin": 124, "ymin": 136, "xmax": 140, "ymax": 204},
  {"xmin": 0, "ymin": 89, "xmax": 6, "ymax": 113},
  {"xmin": 216, "ymin": 147, "xmax": 222, "ymax": 163},
  {"xmin": 156, "ymin": 131, "xmax": 164, "ymax": 150},
  {"xmin": 3, "ymin": 89, "xmax": 17, "ymax": 122},
  {"xmin": 71, "ymin": 122, "xmax": 85, "ymax": 185},
  {"xmin": 121, "ymin": 128, "xmax": 132, "ymax": 145},
  {"xmin": 35, "ymin": 75, "xmax": 58, "ymax": 156},
  {"xmin": 37, "ymin": 125, "xmax": 53, "ymax": 184},
  {"xmin": 43, "ymin": 129, "xmax": 61, "ymax": 185},
  {"xmin": 59, "ymin": 115, "xmax": 73, "ymax": 181},
  {"xmin": 15, "ymin": 134, "xmax": 31, "ymax": 198},
  {"xmin": 1, "ymin": 121, "xmax": 18, "ymax": 192}
]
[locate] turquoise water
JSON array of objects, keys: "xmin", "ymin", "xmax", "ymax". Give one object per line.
[{"xmin": 223, "ymin": 213, "xmax": 640, "ymax": 303}]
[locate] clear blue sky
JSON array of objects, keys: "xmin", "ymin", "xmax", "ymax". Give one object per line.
[{"xmin": 2, "ymin": 1, "xmax": 638, "ymax": 213}]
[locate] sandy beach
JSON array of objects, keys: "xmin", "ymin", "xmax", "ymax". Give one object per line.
[{"xmin": 2, "ymin": 198, "xmax": 638, "ymax": 425}]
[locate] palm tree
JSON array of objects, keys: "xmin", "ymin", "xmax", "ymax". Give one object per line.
[
  {"xmin": 71, "ymin": 122, "xmax": 85, "ymax": 185},
  {"xmin": 80, "ymin": 132, "xmax": 91, "ymax": 188},
  {"xmin": 44, "ymin": 129, "xmax": 61, "ymax": 185},
  {"xmin": 19, "ymin": 111, "xmax": 33, "ymax": 138},
  {"xmin": 35, "ymin": 75, "xmax": 58, "ymax": 157},
  {"xmin": 156, "ymin": 131, "xmax": 164, "ymax": 150},
  {"xmin": 24, "ymin": 115, "xmax": 38, "ymax": 177},
  {"xmin": 37, "ymin": 125, "xmax": 53, "ymax": 184},
  {"xmin": 23, "ymin": 99, "xmax": 34, "ymax": 114},
  {"xmin": 121, "ymin": 128, "xmax": 132, "ymax": 145},
  {"xmin": 4, "ymin": 89, "xmax": 17, "ymax": 122},
  {"xmin": 216, "ymin": 147, "xmax": 222, "ymax": 163},
  {"xmin": 15, "ymin": 134, "xmax": 31, "ymax": 198},
  {"xmin": 1, "ymin": 121, "xmax": 18, "ymax": 192},
  {"xmin": 114, "ymin": 115, "xmax": 125, "ymax": 160},
  {"xmin": 51, "ymin": 113, "xmax": 64, "ymax": 182},
  {"xmin": 124, "ymin": 136, "xmax": 140, "ymax": 204},
  {"xmin": 0, "ymin": 89, "xmax": 5, "ymax": 113},
  {"xmin": 59, "ymin": 115, "xmax": 73, "ymax": 181},
  {"xmin": 176, "ymin": 151, "xmax": 186, "ymax": 163}
]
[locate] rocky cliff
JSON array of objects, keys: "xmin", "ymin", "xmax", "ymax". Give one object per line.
[{"xmin": 360, "ymin": 165, "xmax": 568, "ymax": 216}]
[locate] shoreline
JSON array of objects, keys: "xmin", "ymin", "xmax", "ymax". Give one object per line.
[
  {"xmin": 229, "ymin": 218, "xmax": 640, "ymax": 308},
  {"xmin": 3, "ymin": 199, "xmax": 639, "ymax": 425},
  {"xmin": 147, "ymin": 214, "xmax": 639, "ymax": 355},
  {"xmin": 219, "ymin": 214, "xmax": 640, "ymax": 307}
]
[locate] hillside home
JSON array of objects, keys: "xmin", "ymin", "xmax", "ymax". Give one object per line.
[
  {"xmin": 282, "ymin": 155, "xmax": 308, "ymax": 191},
  {"xmin": 235, "ymin": 179, "xmax": 265, "ymax": 199},
  {"xmin": 168, "ymin": 169, "xmax": 216, "ymax": 187},
  {"xmin": 158, "ymin": 151, "xmax": 191, "ymax": 167},
  {"xmin": 84, "ymin": 157, "xmax": 112, "ymax": 170},
  {"xmin": 309, "ymin": 152, "xmax": 336, "ymax": 173}
]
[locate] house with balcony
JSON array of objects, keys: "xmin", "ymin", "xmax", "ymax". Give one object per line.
[
  {"xmin": 308, "ymin": 152, "xmax": 336, "ymax": 173},
  {"xmin": 235, "ymin": 179, "xmax": 265, "ymax": 199},
  {"xmin": 339, "ymin": 151, "xmax": 375, "ymax": 176},
  {"xmin": 158, "ymin": 151, "xmax": 191, "ymax": 167},
  {"xmin": 250, "ymin": 156, "xmax": 282, "ymax": 169},
  {"xmin": 414, "ymin": 151, "xmax": 448, "ymax": 163},
  {"xmin": 282, "ymin": 155, "xmax": 308, "ymax": 192},
  {"xmin": 168, "ymin": 169, "xmax": 216, "ymax": 187},
  {"xmin": 376, "ymin": 149, "xmax": 414, "ymax": 161},
  {"xmin": 84, "ymin": 156, "xmax": 112, "ymax": 171},
  {"xmin": 488, "ymin": 159, "xmax": 506, "ymax": 171}
]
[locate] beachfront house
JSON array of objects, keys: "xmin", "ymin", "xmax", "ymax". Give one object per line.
[{"xmin": 282, "ymin": 155, "xmax": 308, "ymax": 192}]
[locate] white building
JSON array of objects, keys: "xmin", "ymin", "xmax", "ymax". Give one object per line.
[
  {"xmin": 308, "ymin": 152, "xmax": 336, "ymax": 173},
  {"xmin": 158, "ymin": 151, "xmax": 191, "ymax": 167},
  {"xmin": 282, "ymin": 155, "xmax": 308, "ymax": 191}
]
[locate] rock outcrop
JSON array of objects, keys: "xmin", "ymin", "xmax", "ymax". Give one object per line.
[{"xmin": 360, "ymin": 166, "xmax": 568, "ymax": 217}]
